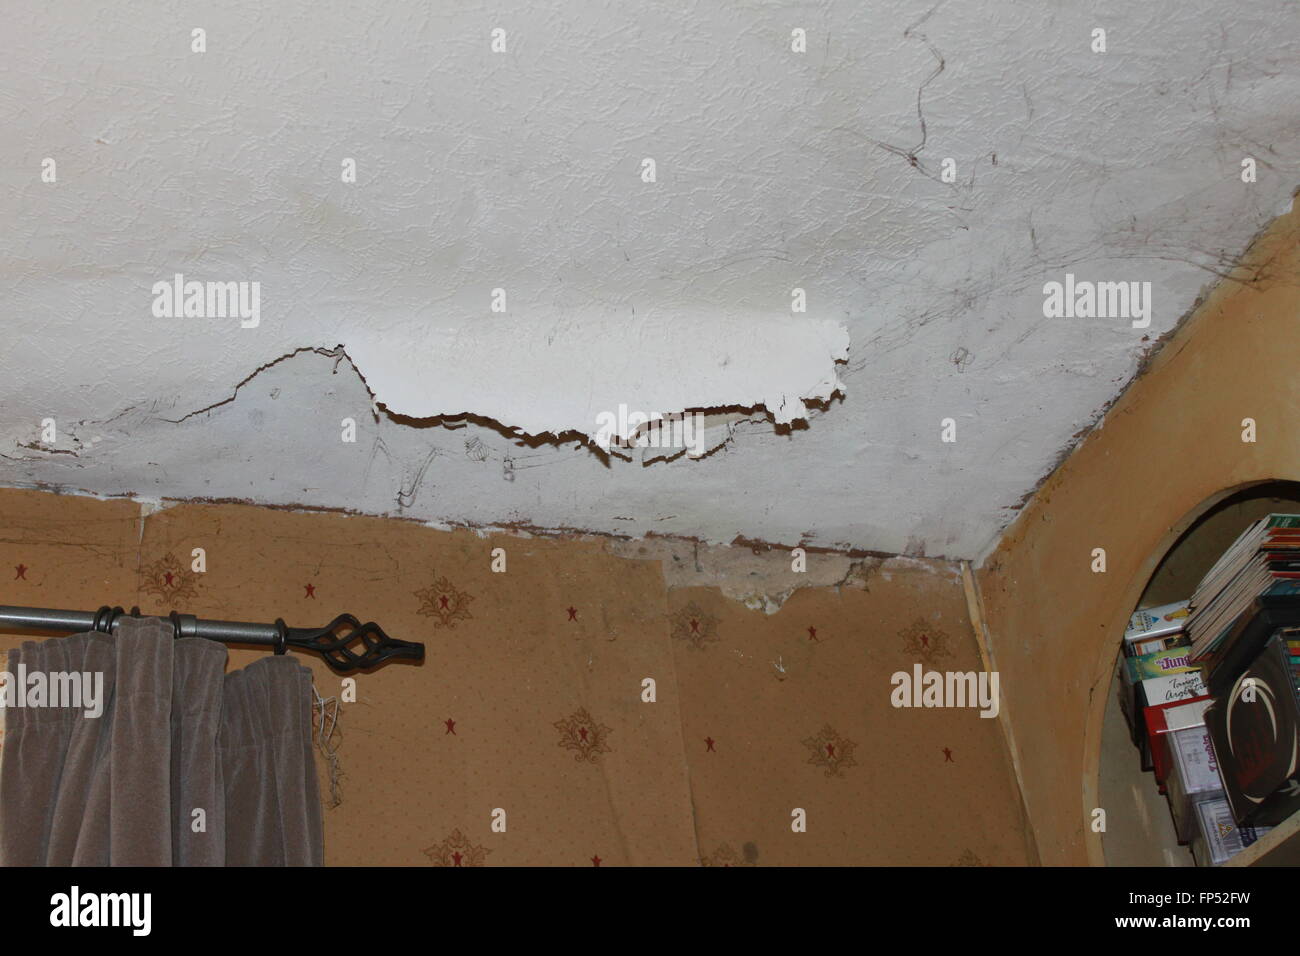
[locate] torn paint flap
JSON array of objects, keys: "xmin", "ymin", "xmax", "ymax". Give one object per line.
[{"xmin": 342, "ymin": 312, "xmax": 850, "ymax": 444}]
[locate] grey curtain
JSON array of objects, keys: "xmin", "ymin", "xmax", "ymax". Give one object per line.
[{"xmin": 0, "ymin": 617, "xmax": 323, "ymax": 866}]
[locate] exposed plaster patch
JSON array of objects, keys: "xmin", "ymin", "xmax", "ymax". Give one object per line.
[
  {"xmin": 342, "ymin": 314, "xmax": 850, "ymax": 449},
  {"xmin": 601, "ymin": 536, "xmax": 946, "ymax": 613},
  {"xmin": 137, "ymin": 498, "xmax": 176, "ymax": 517}
]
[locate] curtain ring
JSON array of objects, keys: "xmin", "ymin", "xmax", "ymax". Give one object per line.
[
  {"xmin": 273, "ymin": 618, "xmax": 289, "ymax": 655},
  {"xmin": 169, "ymin": 610, "xmax": 184, "ymax": 640},
  {"xmin": 94, "ymin": 605, "xmax": 125, "ymax": 633}
]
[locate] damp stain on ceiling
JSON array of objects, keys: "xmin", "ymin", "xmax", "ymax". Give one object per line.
[{"xmin": 1, "ymin": 0, "xmax": 1297, "ymax": 560}]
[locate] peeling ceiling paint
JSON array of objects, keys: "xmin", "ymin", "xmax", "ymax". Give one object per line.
[
  {"xmin": 343, "ymin": 312, "xmax": 850, "ymax": 445},
  {"xmin": 1, "ymin": 1, "xmax": 1297, "ymax": 559}
]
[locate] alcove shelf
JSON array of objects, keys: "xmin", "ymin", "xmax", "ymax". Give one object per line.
[{"xmin": 1099, "ymin": 482, "xmax": 1300, "ymax": 868}]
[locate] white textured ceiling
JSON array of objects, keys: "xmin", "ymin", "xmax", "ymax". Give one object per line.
[{"xmin": 2, "ymin": 1, "xmax": 1297, "ymax": 559}]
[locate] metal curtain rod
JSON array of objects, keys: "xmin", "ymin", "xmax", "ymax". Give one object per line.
[{"xmin": 0, "ymin": 604, "xmax": 424, "ymax": 675}]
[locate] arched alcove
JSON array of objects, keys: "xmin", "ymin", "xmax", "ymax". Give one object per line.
[{"xmin": 1099, "ymin": 480, "xmax": 1300, "ymax": 866}]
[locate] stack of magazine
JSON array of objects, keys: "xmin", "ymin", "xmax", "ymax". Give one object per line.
[
  {"xmin": 1115, "ymin": 514, "xmax": 1300, "ymax": 864},
  {"xmin": 1187, "ymin": 514, "xmax": 1300, "ymax": 662},
  {"xmin": 1187, "ymin": 515, "xmax": 1300, "ymax": 838}
]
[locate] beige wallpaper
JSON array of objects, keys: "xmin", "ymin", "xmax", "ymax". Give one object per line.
[{"xmin": 0, "ymin": 488, "xmax": 1032, "ymax": 865}]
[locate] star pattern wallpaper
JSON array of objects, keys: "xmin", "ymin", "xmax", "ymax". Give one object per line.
[{"xmin": 0, "ymin": 487, "xmax": 1032, "ymax": 865}]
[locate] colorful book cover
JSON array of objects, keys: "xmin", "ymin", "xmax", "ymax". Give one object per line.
[{"xmin": 1126, "ymin": 646, "xmax": 1199, "ymax": 682}]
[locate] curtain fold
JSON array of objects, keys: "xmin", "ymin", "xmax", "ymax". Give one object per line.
[{"xmin": 0, "ymin": 617, "xmax": 323, "ymax": 866}]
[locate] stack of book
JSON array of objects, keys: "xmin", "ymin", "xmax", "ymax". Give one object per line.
[
  {"xmin": 1186, "ymin": 516, "xmax": 1300, "ymax": 835},
  {"xmin": 1117, "ymin": 600, "xmax": 1206, "ymax": 760},
  {"xmin": 1116, "ymin": 516, "xmax": 1300, "ymax": 865},
  {"xmin": 1201, "ymin": 595, "xmax": 1300, "ymax": 697},
  {"xmin": 1130, "ymin": 654, "xmax": 1275, "ymax": 864},
  {"xmin": 1187, "ymin": 514, "xmax": 1300, "ymax": 664},
  {"xmin": 1144, "ymin": 694, "xmax": 1211, "ymax": 801},
  {"xmin": 1137, "ymin": 685, "xmax": 1277, "ymax": 865},
  {"xmin": 1155, "ymin": 514, "xmax": 1300, "ymax": 863}
]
